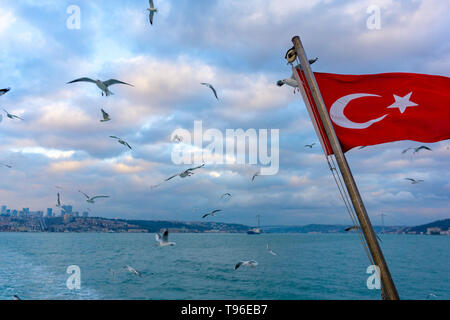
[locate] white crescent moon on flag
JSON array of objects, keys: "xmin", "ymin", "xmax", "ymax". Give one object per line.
[{"xmin": 330, "ymin": 93, "xmax": 388, "ymax": 129}]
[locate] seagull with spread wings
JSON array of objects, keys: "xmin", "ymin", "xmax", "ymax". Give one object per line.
[
  {"xmin": 202, "ymin": 209, "xmax": 222, "ymax": 219},
  {"xmin": 201, "ymin": 83, "xmax": 219, "ymax": 100},
  {"xmin": 110, "ymin": 136, "xmax": 132, "ymax": 149},
  {"xmin": 234, "ymin": 260, "xmax": 258, "ymax": 270},
  {"xmin": 405, "ymin": 178, "xmax": 424, "ymax": 184},
  {"xmin": 147, "ymin": 0, "xmax": 158, "ymax": 25},
  {"xmin": 152, "ymin": 164, "xmax": 205, "ymax": 189},
  {"xmin": 124, "ymin": 265, "xmax": 142, "ymax": 277},
  {"xmin": 304, "ymin": 143, "xmax": 316, "ymax": 148},
  {"xmin": 220, "ymin": 193, "xmax": 231, "ymax": 200},
  {"xmin": 100, "ymin": 109, "xmax": 111, "ymax": 122},
  {"xmin": 67, "ymin": 78, "xmax": 133, "ymax": 96},
  {"xmin": 252, "ymin": 172, "xmax": 260, "ymax": 182},
  {"xmin": 3, "ymin": 109, "xmax": 23, "ymax": 120},
  {"xmin": 0, "ymin": 88, "xmax": 10, "ymax": 96},
  {"xmin": 79, "ymin": 190, "xmax": 109, "ymax": 204},
  {"xmin": 155, "ymin": 229, "xmax": 176, "ymax": 247},
  {"xmin": 0, "ymin": 163, "xmax": 12, "ymax": 169}
]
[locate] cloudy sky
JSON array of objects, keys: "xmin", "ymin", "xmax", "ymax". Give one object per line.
[{"xmin": 0, "ymin": 0, "xmax": 449, "ymax": 226}]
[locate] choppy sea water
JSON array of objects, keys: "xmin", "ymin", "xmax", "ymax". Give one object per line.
[{"xmin": 0, "ymin": 233, "xmax": 448, "ymax": 300}]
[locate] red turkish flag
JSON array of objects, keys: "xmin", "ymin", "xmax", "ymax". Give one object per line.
[{"xmin": 300, "ymin": 71, "xmax": 450, "ymax": 154}]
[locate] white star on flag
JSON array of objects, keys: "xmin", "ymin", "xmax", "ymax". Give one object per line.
[{"xmin": 387, "ymin": 92, "xmax": 418, "ymax": 114}]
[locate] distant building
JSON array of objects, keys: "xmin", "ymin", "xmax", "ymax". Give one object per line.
[
  {"xmin": 427, "ymin": 227, "xmax": 441, "ymax": 235},
  {"xmin": 23, "ymin": 208, "xmax": 30, "ymax": 217},
  {"xmin": 82, "ymin": 211, "xmax": 89, "ymax": 218},
  {"xmin": 62, "ymin": 205, "xmax": 73, "ymax": 214},
  {"xmin": 1, "ymin": 206, "xmax": 6, "ymax": 214},
  {"xmin": 46, "ymin": 208, "xmax": 53, "ymax": 217},
  {"xmin": 63, "ymin": 214, "xmax": 73, "ymax": 224}
]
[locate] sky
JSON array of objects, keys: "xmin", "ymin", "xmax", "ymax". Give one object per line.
[{"xmin": 0, "ymin": 0, "xmax": 449, "ymax": 226}]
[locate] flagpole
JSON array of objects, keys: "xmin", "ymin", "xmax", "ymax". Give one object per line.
[{"xmin": 291, "ymin": 36, "xmax": 399, "ymax": 300}]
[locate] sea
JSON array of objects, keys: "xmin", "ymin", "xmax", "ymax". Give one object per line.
[{"xmin": 0, "ymin": 233, "xmax": 448, "ymax": 300}]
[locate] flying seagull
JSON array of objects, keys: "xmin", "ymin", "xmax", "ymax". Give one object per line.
[
  {"xmin": 200, "ymin": 83, "xmax": 218, "ymax": 100},
  {"xmin": 172, "ymin": 134, "xmax": 183, "ymax": 143},
  {"xmin": 155, "ymin": 229, "xmax": 176, "ymax": 246},
  {"xmin": 252, "ymin": 172, "xmax": 260, "ymax": 182},
  {"xmin": 0, "ymin": 88, "xmax": 10, "ymax": 96},
  {"xmin": 147, "ymin": 0, "xmax": 158, "ymax": 25},
  {"xmin": 100, "ymin": 109, "xmax": 111, "ymax": 122},
  {"xmin": 154, "ymin": 164, "xmax": 205, "ymax": 187},
  {"xmin": 3, "ymin": 109, "xmax": 23, "ymax": 120},
  {"xmin": 151, "ymin": 164, "xmax": 205, "ymax": 189},
  {"xmin": 79, "ymin": 190, "xmax": 109, "ymax": 204},
  {"xmin": 56, "ymin": 192, "xmax": 62, "ymax": 208},
  {"xmin": 0, "ymin": 163, "xmax": 12, "ymax": 169},
  {"xmin": 403, "ymin": 146, "xmax": 432, "ymax": 154},
  {"xmin": 277, "ymin": 72, "xmax": 299, "ymax": 93},
  {"xmin": 405, "ymin": 178, "xmax": 424, "ymax": 184},
  {"xmin": 67, "ymin": 78, "xmax": 133, "ymax": 96},
  {"xmin": 124, "ymin": 265, "xmax": 142, "ymax": 277},
  {"xmin": 234, "ymin": 260, "xmax": 258, "ymax": 270},
  {"xmin": 202, "ymin": 209, "xmax": 222, "ymax": 219},
  {"xmin": 345, "ymin": 225, "xmax": 382, "ymax": 242},
  {"xmin": 413, "ymin": 146, "xmax": 432, "ymax": 154},
  {"xmin": 220, "ymin": 193, "xmax": 231, "ymax": 199},
  {"xmin": 267, "ymin": 243, "xmax": 278, "ymax": 256},
  {"xmin": 110, "ymin": 136, "xmax": 132, "ymax": 149},
  {"xmin": 304, "ymin": 143, "xmax": 316, "ymax": 148}
]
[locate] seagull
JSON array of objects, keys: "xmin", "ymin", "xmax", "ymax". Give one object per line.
[
  {"xmin": 405, "ymin": 178, "xmax": 424, "ymax": 184},
  {"xmin": 151, "ymin": 164, "xmax": 205, "ymax": 189},
  {"xmin": 56, "ymin": 192, "xmax": 62, "ymax": 207},
  {"xmin": 200, "ymin": 83, "xmax": 218, "ymax": 100},
  {"xmin": 252, "ymin": 172, "xmax": 260, "ymax": 182},
  {"xmin": 67, "ymin": 78, "xmax": 133, "ymax": 96},
  {"xmin": 147, "ymin": 0, "xmax": 158, "ymax": 25},
  {"xmin": 0, "ymin": 88, "xmax": 10, "ymax": 96},
  {"xmin": 403, "ymin": 146, "xmax": 432, "ymax": 154},
  {"xmin": 79, "ymin": 190, "xmax": 109, "ymax": 204},
  {"xmin": 413, "ymin": 146, "xmax": 432, "ymax": 154},
  {"xmin": 234, "ymin": 260, "xmax": 258, "ymax": 270},
  {"xmin": 304, "ymin": 143, "xmax": 316, "ymax": 148},
  {"xmin": 100, "ymin": 109, "xmax": 111, "ymax": 122},
  {"xmin": 345, "ymin": 226, "xmax": 382, "ymax": 242},
  {"xmin": 277, "ymin": 72, "xmax": 299, "ymax": 93},
  {"xmin": 110, "ymin": 136, "xmax": 132, "ymax": 149},
  {"xmin": 220, "ymin": 193, "xmax": 231, "ymax": 199},
  {"xmin": 202, "ymin": 209, "xmax": 222, "ymax": 219},
  {"xmin": 172, "ymin": 134, "xmax": 183, "ymax": 143},
  {"xmin": 267, "ymin": 243, "xmax": 278, "ymax": 256},
  {"xmin": 3, "ymin": 109, "xmax": 23, "ymax": 120},
  {"xmin": 0, "ymin": 163, "xmax": 12, "ymax": 169},
  {"xmin": 427, "ymin": 293, "xmax": 438, "ymax": 300},
  {"xmin": 359, "ymin": 146, "xmax": 368, "ymax": 149},
  {"xmin": 124, "ymin": 265, "xmax": 142, "ymax": 277},
  {"xmin": 155, "ymin": 229, "xmax": 176, "ymax": 247}
]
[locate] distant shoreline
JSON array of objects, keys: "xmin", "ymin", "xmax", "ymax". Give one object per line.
[{"xmin": 0, "ymin": 216, "xmax": 448, "ymax": 235}]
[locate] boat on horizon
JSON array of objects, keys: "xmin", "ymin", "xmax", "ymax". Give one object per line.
[{"xmin": 247, "ymin": 215, "xmax": 261, "ymax": 235}]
